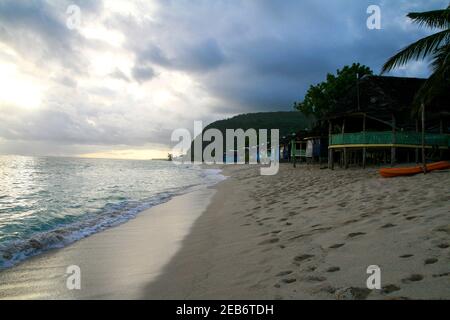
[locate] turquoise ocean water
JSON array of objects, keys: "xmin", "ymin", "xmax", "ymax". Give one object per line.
[{"xmin": 0, "ymin": 156, "xmax": 223, "ymax": 269}]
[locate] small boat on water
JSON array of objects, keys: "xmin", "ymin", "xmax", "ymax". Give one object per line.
[{"xmin": 380, "ymin": 161, "xmax": 450, "ymax": 178}]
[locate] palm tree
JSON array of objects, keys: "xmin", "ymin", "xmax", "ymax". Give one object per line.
[
  {"xmin": 382, "ymin": 4, "xmax": 450, "ymax": 171},
  {"xmin": 382, "ymin": 4, "xmax": 450, "ymax": 105}
]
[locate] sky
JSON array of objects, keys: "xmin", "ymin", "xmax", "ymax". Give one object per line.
[{"xmin": 0, "ymin": 0, "xmax": 447, "ymax": 159}]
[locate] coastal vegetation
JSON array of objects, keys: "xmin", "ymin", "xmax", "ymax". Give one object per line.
[
  {"xmin": 382, "ymin": 4, "xmax": 450, "ymax": 108},
  {"xmin": 204, "ymin": 111, "xmax": 314, "ymax": 139},
  {"xmin": 294, "ymin": 63, "xmax": 373, "ymax": 119}
]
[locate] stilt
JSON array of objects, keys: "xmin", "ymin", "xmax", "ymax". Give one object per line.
[
  {"xmin": 391, "ymin": 114, "xmax": 396, "ymax": 167},
  {"xmin": 328, "ymin": 121, "xmax": 333, "ymax": 169},
  {"xmin": 440, "ymin": 119, "xmax": 444, "ymax": 160},
  {"xmin": 292, "ymin": 139, "xmax": 296, "ymax": 168},
  {"xmin": 330, "ymin": 148, "xmax": 334, "ymax": 170},
  {"xmin": 362, "ymin": 114, "xmax": 367, "ymax": 169},
  {"xmin": 342, "ymin": 119, "xmax": 348, "ymax": 169},
  {"xmin": 415, "ymin": 120, "xmax": 419, "ymax": 163},
  {"xmin": 422, "ymin": 103, "xmax": 426, "ymax": 173}
]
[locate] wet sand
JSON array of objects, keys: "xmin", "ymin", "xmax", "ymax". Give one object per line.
[
  {"xmin": 0, "ymin": 187, "xmax": 215, "ymax": 299},
  {"xmin": 145, "ymin": 164, "xmax": 450, "ymax": 300}
]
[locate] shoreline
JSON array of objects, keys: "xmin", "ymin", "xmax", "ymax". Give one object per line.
[{"xmin": 0, "ymin": 185, "xmax": 217, "ymax": 299}]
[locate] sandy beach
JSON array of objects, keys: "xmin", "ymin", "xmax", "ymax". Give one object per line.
[
  {"xmin": 146, "ymin": 163, "xmax": 450, "ymax": 300},
  {"xmin": 0, "ymin": 163, "xmax": 449, "ymax": 300}
]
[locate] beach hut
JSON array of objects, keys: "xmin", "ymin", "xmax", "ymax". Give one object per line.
[
  {"xmin": 289, "ymin": 131, "xmax": 309, "ymax": 167},
  {"xmin": 304, "ymin": 135, "xmax": 329, "ymax": 165},
  {"xmin": 279, "ymin": 136, "xmax": 293, "ymax": 162},
  {"xmin": 325, "ymin": 75, "xmax": 449, "ymax": 169}
]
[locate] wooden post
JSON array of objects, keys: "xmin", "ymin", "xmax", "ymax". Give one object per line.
[
  {"xmin": 391, "ymin": 114, "xmax": 396, "ymax": 167},
  {"xmin": 328, "ymin": 121, "xmax": 333, "ymax": 169},
  {"xmin": 440, "ymin": 119, "xmax": 444, "ymax": 160},
  {"xmin": 342, "ymin": 119, "xmax": 348, "ymax": 169},
  {"xmin": 292, "ymin": 140, "xmax": 296, "ymax": 168},
  {"xmin": 330, "ymin": 149, "xmax": 334, "ymax": 170},
  {"xmin": 415, "ymin": 119, "xmax": 419, "ymax": 163},
  {"xmin": 422, "ymin": 103, "xmax": 426, "ymax": 173},
  {"xmin": 363, "ymin": 114, "xmax": 367, "ymax": 169}
]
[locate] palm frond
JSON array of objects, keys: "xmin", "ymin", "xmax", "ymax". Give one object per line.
[
  {"xmin": 407, "ymin": 8, "xmax": 450, "ymax": 29},
  {"xmin": 413, "ymin": 61, "xmax": 450, "ymax": 111},
  {"xmin": 430, "ymin": 44, "xmax": 450, "ymax": 72},
  {"xmin": 382, "ymin": 29, "xmax": 450, "ymax": 73}
]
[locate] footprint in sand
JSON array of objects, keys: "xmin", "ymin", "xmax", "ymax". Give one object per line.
[
  {"xmin": 381, "ymin": 223, "xmax": 396, "ymax": 229},
  {"xmin": 381, "ymin": 284, "xmax": 401, "ymax": 294},
  {"xmin": 347, "ymin": 232, "xmax": 366, "ymax": 238},
  {"xmin": 335, "ymin": 287, "xmax": 371, "ymax": 300},
  {"xmin": 318, "ymin": 285, "xmax": 336, "ymax": 294},
  {"xmin": 304, "ymin": 275, "xmax": 326, "ymax": 282},
  {"xmin": 258, "ymin": 238, "xmax": 279, "ymax": 245},
  {"xmin": 435, "ymin": 225, "xmax": 450, "ymax": 234},
  {"xmin": 437, "ymin": 243, "xmax": 449, "ymax": 249},
  {"xmin": 402, "ymin": 274, "xmax": 424, "ymax": 283},
  {"xmin": 276, "ymin": 271, "xmax": 293, "ymax": 277},
  {"xmin": 432, "ymin": 272, "xmax": 450, "ymax": 278},
  {"xmin": 329, "ymin": 243, "xmax": 345, "ymax": 249},
  {"xmin": 425, "ymin": 258, "xmax": 438, "ymax": 265},
  {"xmin": 326, "ymin": 266, "xmax": 340, "ymax": 273},
  {"xmin": 281, "ymin": 278, "xmax": 297, "ymax": 284},
  {"xmin": 399, "ymin": 254, "xmax": 414, "ymax": 258},
  {"xmin": 344, "ymin": 219, "xmax": 359, "ymax": 225},
  {"xmin": 293, "ymin": 254, "xmax": 314, "ymax": 263}
]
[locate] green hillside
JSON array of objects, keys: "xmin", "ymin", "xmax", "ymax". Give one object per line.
[
  {"xmin": 204, "ymin": 111, "xmax": 315, "ymax": 138},
  {"xmin": 187, "ymin": 111, "xmax": 315, "ymax": 160}
]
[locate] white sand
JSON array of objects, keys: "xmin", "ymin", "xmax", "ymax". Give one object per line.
[{"xmin": 145, "ymin": 164, "xmax": 450, "ymax": 300}]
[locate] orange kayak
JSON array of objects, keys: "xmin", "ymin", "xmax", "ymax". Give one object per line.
[{"xmin": 380, "ymin": 161, "xmax": 450, "ymax": 178}]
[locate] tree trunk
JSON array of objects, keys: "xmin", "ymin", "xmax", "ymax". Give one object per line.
[{"xmin": 422, "ymin": 103, "xmax": 427, "ymax": 174}]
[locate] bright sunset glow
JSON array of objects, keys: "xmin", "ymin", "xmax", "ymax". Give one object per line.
[
  {"xmin": 79, "ymin": 148, "xmax": 170, "ymax": 160},
  {"xmin": 0, "ymin": 62, "xmax": 43, "ymax": 109}
]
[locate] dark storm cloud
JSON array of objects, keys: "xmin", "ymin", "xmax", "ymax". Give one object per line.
[
  {"xmin": 136, "ymin": 38, "xmax": 225, "ymax": 72},
  {"xmin": 127, "ymin": 0, "xmax": 447, "ymax": 112},
  {"xmin": 0, "ymin": 0, "xmax": 108, "ymax": 76}
]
